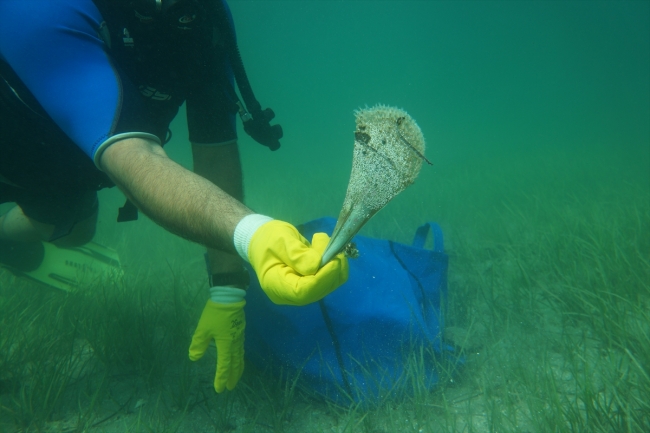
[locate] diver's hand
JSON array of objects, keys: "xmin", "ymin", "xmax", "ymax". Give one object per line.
[
  {"xmin": 234, "ymin": 215, "xmax": 349, "ymax": 306},
  {"xmin": 189, "ymin": 287, "xmax": 246, "ymax": 393},
  {"xmin": 243, "ymin": 108, "xmax": 283, "ymax": 151}
]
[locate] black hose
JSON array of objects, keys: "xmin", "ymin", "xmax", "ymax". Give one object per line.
[{"xmin": 212, "ymin": 0, "xmax": 261, "ymax": 114}]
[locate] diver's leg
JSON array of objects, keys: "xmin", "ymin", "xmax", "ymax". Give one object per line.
[
  {"xmin": 0, "ymin": 204, "xmax": 51, "ymax": 242},
  {"xmin": 0, "ymin": 206, "xmax": 47, "ymax": 271},
  {"xmin": 0, "ymin": 181, "xmax": 99, "ymax": 247},
  {"xmin": 0, "ymin": 203, "xmax": 98, "ymax": 271},
  {"xmin": 51, "ymin": 208, "xmax": 98, "ymax": 247},
  {"xmin": 192, "ymin": 141, "xmax": 247, "ymax": 283},
  {"xmin": 0, "ymin": 204, "xmax": 97, "ymax": 247}
]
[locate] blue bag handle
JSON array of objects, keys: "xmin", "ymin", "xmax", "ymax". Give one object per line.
[{"xmin": 412, "ymin": 222, "xmax": 444, "ymax": 252}]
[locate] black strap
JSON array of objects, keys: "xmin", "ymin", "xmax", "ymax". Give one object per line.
[
  {"xmin": 209, "ymin": 270, "xmax": 250, "ymax": 289},
  {"xmin": 388, "ymin": 240, "xmax": 429, "ymax": 321},
  {"xmin": 212, "ymin": 0, "xmax": 261, "ymax": 114},
  {"xmin": 318, "ymin": 300, "xmax": 353, "ymax": 398},
  {"xmin": 203, "ymin": 252, "xmax": 250, "ymax": 289}
]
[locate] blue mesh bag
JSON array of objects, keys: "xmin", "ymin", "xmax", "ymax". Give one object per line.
[{"xmin": 244, "ymin": 217, "xmax": 449, "ymax": 403}]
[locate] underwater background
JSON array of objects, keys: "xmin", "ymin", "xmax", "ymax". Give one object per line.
[
  {"xmin": 105, "ymin": 0, "xmax": 649, "ymax": 259},
  {"xmin": 1, "ymin": 1, "xmax": 648, "ymax": 432}
]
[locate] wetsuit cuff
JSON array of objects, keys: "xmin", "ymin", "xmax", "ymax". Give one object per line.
[{"xmin": 93, "ymin": 132, "xmax": 162, "ymax": 170}]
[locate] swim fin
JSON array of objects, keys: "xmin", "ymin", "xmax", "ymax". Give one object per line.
[{"xmin": 0, "ymin": 241, "xmax": 123, "ymax": 292}]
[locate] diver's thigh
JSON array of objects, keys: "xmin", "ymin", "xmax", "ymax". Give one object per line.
[
  {"xmin": 0, "ymin": 205, "xmax": 55, "ymax": 242},
  {"xmin": 14, "ymin": 187, "xmax": 99, "ymax": 245},
  {"xmin": 0, "ymin": 202, "xmax": 98, "ymax": 246}
]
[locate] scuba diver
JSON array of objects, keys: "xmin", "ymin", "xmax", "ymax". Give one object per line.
[{"xmin": 0, "ymin": 0, "xmax": 348, "ymax": 393}]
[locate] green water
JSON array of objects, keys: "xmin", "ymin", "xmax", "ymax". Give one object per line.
[{"xmin": 1, "ymin": 1, "xmax": 648, "ymax": 432}]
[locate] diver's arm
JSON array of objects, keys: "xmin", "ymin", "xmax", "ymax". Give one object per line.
[{"xmin": 100, "ymin": 137, "xmax": 252, "ymax": 253}]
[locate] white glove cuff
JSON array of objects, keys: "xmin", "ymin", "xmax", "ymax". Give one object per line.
[
  {"xmin": 233, "ymin": 214, "xmax": 273, "ymax": 262},
  {"xmin": 209, "ymin": 286, "xmax": 247, "ymax": 304}
]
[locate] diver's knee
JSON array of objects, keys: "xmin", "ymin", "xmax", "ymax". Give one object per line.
[
  {"xmin": 55, "ymin": 228, "xmax": 95, "ymax": 247},
  {"xmin": 72, "ymin": 224, "xmax": 96, "ymax": 245},
  {"xmin": 54, "ymin": 214, "xmax": 98, "ymax": 247}
]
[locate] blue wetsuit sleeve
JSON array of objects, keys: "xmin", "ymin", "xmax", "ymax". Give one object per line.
[{"xmin": 0, "ymin": 0, "xmax": 157, "ymax": 166}]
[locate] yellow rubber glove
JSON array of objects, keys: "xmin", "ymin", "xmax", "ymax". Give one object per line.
[
  {"xmin": 188, "ymin": 299, "xmax": 245, "ymax": 393},
  {"xmin": 247, "ymin": 220, "xmax": 349, "ymax": 306}
]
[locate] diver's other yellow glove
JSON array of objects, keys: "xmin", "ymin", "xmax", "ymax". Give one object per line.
[
  {"xmin": 188, "ymin": 287, "xmax": 246, "ymax": 393},
  {"xmin": 233, "ymin": 215, "xmax": 349, "ymax": 306}
]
